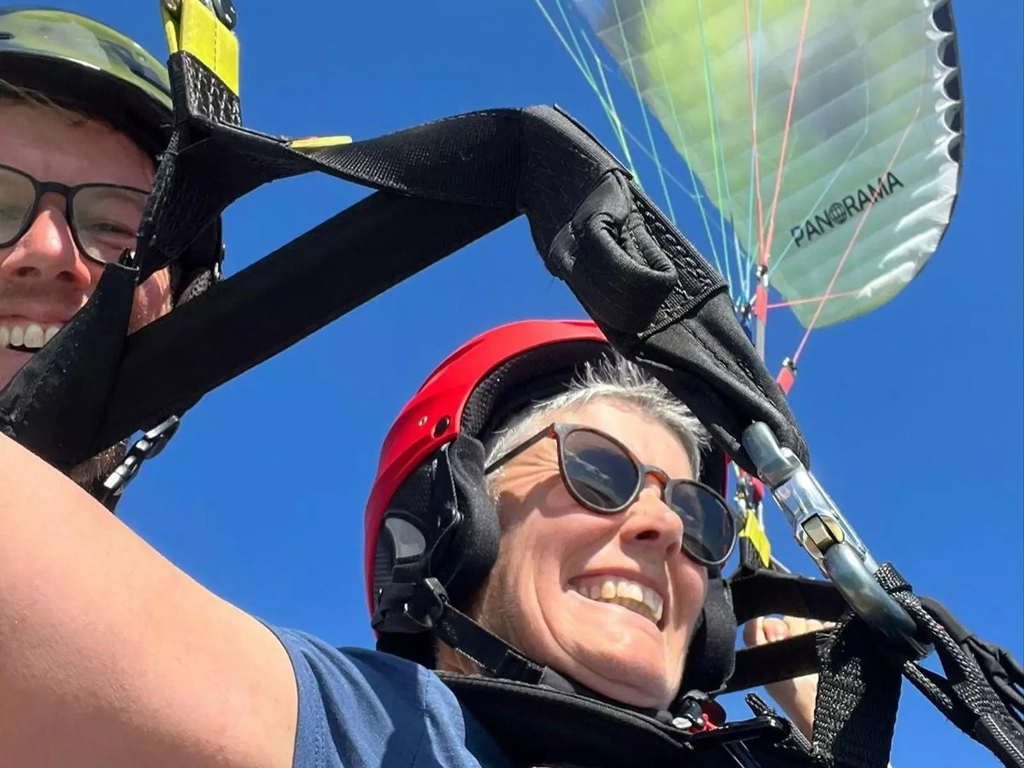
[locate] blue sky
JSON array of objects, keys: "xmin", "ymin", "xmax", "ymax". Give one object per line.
[{"xmin": 59, "ymin": 2, "xmax": 1024, "ymax": 765}]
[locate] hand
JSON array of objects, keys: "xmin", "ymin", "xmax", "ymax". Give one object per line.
[{"xmin": 742, "ymin": 616, "xmax": 833, "ymax": 741}]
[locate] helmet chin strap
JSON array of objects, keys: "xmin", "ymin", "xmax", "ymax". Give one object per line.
[{"xmin": 425, "ymin": 579, "xmax": 717, "ymax": 728}]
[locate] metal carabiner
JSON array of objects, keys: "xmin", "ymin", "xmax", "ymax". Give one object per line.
[
  {"xmin": 99, "ymin": 415, "xmax": 182, "ymax": 504},
  {"xmin": 741, "ymin": 422, "xmax": 928, "ymax": 658}
]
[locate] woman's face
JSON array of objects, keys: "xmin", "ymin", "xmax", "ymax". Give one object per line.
[{"xmin": 471, "ymin": 399, "xmax": 708, "ymax": 710}]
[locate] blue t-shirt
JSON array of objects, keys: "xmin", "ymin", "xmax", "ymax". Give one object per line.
[{"xmin": 271, "ymin": 626, "xmax": 522, "ymax": 768}]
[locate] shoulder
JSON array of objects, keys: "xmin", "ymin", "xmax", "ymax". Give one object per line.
[
  {"xmin": 267, "ymin": 626, "xmax": 517, "ymax": 768},
  {"xmin": 276, "ymin": 627, "xmax": 431, "ymax": 711},
  {"xmin": 271, "ymin": 627, "xmax": 429, "ymax": 766}
]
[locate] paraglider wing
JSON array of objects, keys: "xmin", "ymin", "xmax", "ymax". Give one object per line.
[{"xmin": 563, "ymin": 0, "xmax": 963, "ymax": 329}]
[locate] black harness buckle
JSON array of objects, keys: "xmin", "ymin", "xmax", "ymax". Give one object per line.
[{"xmin": 373, "ymin": 577, "xmax": 449, "ymax": 634}]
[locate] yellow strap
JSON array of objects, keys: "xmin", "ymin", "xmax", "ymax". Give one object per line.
[
  {"xmin": 288, "ymin": 136, "xmax": 354, "ymax": 151},
  {"xmin": 161, "ymin": 0, "xmax": 240, "ymax": 96},
  {"xmin": 739, "ymin": 507, "xmax": 772, "ymax": 568}
]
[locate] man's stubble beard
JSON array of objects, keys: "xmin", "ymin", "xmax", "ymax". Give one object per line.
[{"xmin": 67, "ymin": 439, "xmax": 130, "ymax": 505}]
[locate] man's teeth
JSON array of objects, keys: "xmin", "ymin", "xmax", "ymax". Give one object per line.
[
  {"xmin": 573, "ymin": 578, "xmax": 664, "ymax": 625},
  {"xmin": 0, "ymin": 322, "xmax": 63, "ymax": 350}
]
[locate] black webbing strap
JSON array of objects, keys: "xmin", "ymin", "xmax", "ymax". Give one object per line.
[
  {"xmin": 918, "ymin": 595, "xmax": 1024, "ymax": 730},
  {"xmin": 433, "ymin": 605, "xmax": 548, "ymax": 686},
  {"xmin": 808, "ymin": 608, "xmax": 902, "ymax": 768},
  {"xmin": 86, "ymin": 191, "xmax": 512, "ymax": 456},
  {"xmin": 878, "ymin": 569, "xmax": 1024, "ymax": 767},
  {"xmin": 731, "ymin": 569, "xmax": 849, "ymax": 624},
  {"xmin": 0, "ymin": 263, "xmax": 137, "ymax": 470},
  {"xmin": 728, "ymin": 632, "xmax": 833, "ymax": 695}
]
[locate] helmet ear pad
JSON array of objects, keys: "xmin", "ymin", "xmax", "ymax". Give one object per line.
[
  {"xmin": 371, "ymin": 435, "xmax": 500, "ymax": 667},
  {"xmin": 433, "ymin": 433, "xmax": 503, "ymax": 612}
]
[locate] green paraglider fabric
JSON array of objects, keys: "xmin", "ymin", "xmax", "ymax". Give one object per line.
[{"xmin": 562, "ymin": 0, "xmax": 962, "ymax": 328}]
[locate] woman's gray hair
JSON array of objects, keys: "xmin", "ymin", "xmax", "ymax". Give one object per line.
[{"xmin": 483, "ymin": 354, "xmax": 710, "ymax": 479}]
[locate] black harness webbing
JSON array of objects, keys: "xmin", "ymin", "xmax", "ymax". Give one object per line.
[
  {"xmin": 0, "ymin": 51, "xmax": 806, "ymax": 486},
  {"xmin": 89, "ymin": 191, "xmax": 512, "ymax": 457},
  {"xmin": 809, "ymin": 608, "xmax": 903, "ymax": 768},
  {"xmin": 884, "ymin": 572, "xmax": 1024, "ymax": 767}
]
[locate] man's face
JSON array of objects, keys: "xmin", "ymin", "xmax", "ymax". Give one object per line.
[
  {"xmin": 0, "ymin": 101, "xmax": 172, "ymax": 390},
  {"xmin": 473, "ymin": 399, "xmax": 709, "ymax": 711}
]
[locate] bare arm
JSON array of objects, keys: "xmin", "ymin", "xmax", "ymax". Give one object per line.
[{"xmin": 0, "ymin": 432, "xmax": 298, "ymax": 768}]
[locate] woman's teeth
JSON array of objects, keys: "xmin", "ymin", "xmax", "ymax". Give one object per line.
[
  {"xmin": 0, "ymin": 322, "xmax": 63, "ymax": 351},
  {"xmin": 572, "ymin": 578, "xmax": 664, "ymax": 625}
]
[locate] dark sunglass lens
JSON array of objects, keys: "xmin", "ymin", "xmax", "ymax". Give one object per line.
[
  {"xmin": 0, "ymin": 166, "xmax": 37, "ymax": 246},
  {"xmin": 669, "ymin": 482, "xmax": 736, "ymax": 564},
  {"xmin": 560, "ymin": 429, "xmax": 639, "ymax": 511},
  {"xmin": 72, "ymin": 185, "xmax": 147, "ymax": 263}
]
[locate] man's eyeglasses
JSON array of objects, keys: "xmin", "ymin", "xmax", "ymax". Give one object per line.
[{"xmin": 0, "ymin": 163, "xmax": 149, "ymax": 266}]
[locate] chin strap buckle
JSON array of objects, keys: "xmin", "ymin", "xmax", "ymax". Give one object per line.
[
  {"xmin": 372, "ymin": 577, "xmax": 449, "ymax": 634},
  {"xmin": 669, "ymin": 690, "xmax": 727, "ymax": 733}
]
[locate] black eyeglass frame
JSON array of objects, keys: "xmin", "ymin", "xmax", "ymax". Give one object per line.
[
  {"xmin": 0, "ymin": 162, "xmax": 150, "ymax": 265},
  {"xmin": 484, "ymin": 421, "xmax": 738, "ymax": 567}
]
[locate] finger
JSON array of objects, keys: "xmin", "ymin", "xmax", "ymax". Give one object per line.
[
  {"xmin": 779, "ymin": 615, "xmax": 836, "ymax": 637},
  {"xmin": 790, "ymin": 617, "xmax": 836, "ymax": 634},
  {"xmin": 782, "ymin": 615, "xmax": 813, "ymax": 636},
  {"xmin": 762, "ymin": 617, "xmax": 788, "ymax": 642},
  {"xmin": 742, "ymin": 616, "xmax": 766, "ymax": 648}
]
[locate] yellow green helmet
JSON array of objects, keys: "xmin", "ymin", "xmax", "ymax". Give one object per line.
[{"xmin": 0, "ymin": 7, "xmax": 172, "ymax": 159}]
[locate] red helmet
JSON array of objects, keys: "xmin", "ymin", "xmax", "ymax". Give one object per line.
[{"xmin": 363, "ymin": 319, "xmax": 732, "ymax": 681}]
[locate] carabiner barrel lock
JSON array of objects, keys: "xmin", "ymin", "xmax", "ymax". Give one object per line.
[{"xmin": 742, "ymin": 423, "xmax": 930, "ymax": 659}]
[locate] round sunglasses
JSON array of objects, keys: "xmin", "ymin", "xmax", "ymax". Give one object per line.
[{"xmin": 484, "ymin": 422, "xmax": 737, "ymax": 567}]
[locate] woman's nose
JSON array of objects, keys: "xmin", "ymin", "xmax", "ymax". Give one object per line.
[{"xmin": 620, "ymin": 480, "xmax": 685, "ymax": 557}]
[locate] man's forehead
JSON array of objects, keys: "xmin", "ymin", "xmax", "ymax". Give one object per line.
[{"xmin": 0, "ymin": 101, "xmax": 154, "ymax": 188}]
